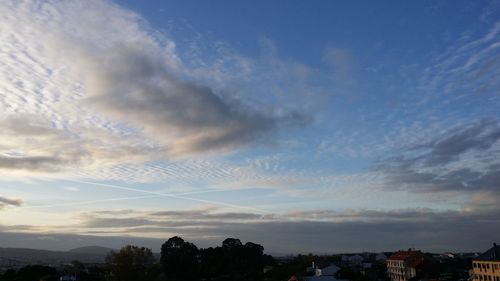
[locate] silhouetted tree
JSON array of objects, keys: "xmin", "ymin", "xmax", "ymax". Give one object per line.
[
  {"xmin": 62, "ymin": 260, "xmax": 88, "ymax": 280},
  {"xmin": 39, "ymin": 275, "xmax": 59, "ymax": 281},
  {"xmin": 221, "ymin": 238, "xmax": 242, "ymax": 249},
  {"xmin": 335, "ymin": 267, "xmax": 368, "ymax": 281},
  {"xmin": 199, "ymin": 238, "xmax": 266, "ymax": 281},
  {"xmin": 105, "ymin": 245, "xmax": 158, "ymax": 281},
  {"xmin": 0, "ymin": 265, "xmax": 57, "ymax": 281},
  {"xmin": 0, "ymin": 269, "xmax": 17, "ymax": 281},
  {"xmin": 160, "ymin": 236, "xmax": 199, "ymax": 281},
  {"xmin": 199, "ymin": 246, "xmax": 224, "ymax": 279},
  {"xmin": 86, "ymin": 265, "xmax": 107, "ymax": 281}
]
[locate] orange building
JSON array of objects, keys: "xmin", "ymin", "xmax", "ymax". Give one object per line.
[
  {"xmin": 472, "ymin": 243, "xmax": 500, "ymax": 281},
  {"xmin": 386, "ymin": 250, "xmax": 426, "ymax": 281}
]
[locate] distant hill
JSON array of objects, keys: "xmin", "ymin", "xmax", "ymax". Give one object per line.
[
  {"xmin": 0, "ymin": 247, "xmax": 110, "ymax": 269},
  {"xmin": 68, "ymin": 246, "xmax": 115, "ymax": 255}
]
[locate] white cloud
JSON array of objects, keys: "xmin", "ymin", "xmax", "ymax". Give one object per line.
[
  {"xmin": 64, "ymin": 186, "xmax": 80, "ymax": 192},
  {"xmin": 0, "ymin": 0, "xmax": 313, "ymax": 179}
]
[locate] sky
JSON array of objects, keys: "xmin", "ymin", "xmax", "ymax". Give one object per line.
[{"xmin": 0, "ymin": 0, "xmax": 499, "ymax": 254}]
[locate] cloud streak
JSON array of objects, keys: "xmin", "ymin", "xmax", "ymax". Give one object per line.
[
  {"xmin": 377, "ymin": 119, "xmax": 500, "ymax": 193},
  {"xmin": 0, "ymin": 195, "xmax": 22, "ymax": 209},
  {"xmin": 19, "ymin": 202, "xmax": 497, "ymax": 253}
]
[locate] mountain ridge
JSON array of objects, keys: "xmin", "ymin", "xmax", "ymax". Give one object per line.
[{"xmin": 0, "ymin": 247, "xmax": 111, "ymax": 268}]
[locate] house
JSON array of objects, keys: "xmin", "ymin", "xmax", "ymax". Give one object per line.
[
  {"xmin": 316, "ymin": 264, "xmax": 340, "ymax": 276},
  {"xmin": 471, "ymin": 243, "xmax": 500, "ymax": 281},
  {"xmin": 386, "ymin": 249, "xmax": 437, "ymax": 281},
  {"xmin": 341, "ymin": 254, "xmax": 364, "ymax": 266},
  {"xmin": 304, "ymin": 262, "xmax": 346, "ymax": 281},
  {"xmin": 303, "ymin": 277, "xmax": 337, "ymax": 281}
]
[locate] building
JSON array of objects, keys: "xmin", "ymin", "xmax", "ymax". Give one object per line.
[
  {"xmin": 304, "ymin": 262, "xmax": 346, "ymax": 281},
  {"xmin": 315, "ymin": 264, "xmax": 340, "ymax": 277},
  {"xmin": 376, "ymin": 253, "xmax": 388, "ymax": 262},
  {"xmin": 386, "ymin": 249, "xmax": 436, "ymax": 281},
  {"xmin": 471, "ymin": 243, "xmax": 500, "ymax": 281},
  {"xmin": 341, "ymin": 254, "xmax": 364, "ymax": 266}
]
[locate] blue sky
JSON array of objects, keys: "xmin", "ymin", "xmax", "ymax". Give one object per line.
[{"xmin": 0, "ymin": 0, "xmax": 499, "ymax": 253}]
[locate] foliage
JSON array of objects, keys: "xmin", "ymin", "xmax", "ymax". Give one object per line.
[
  {"xmin": 0, "ymin": 265, "xmax": 57, "ymax": 281},
  {"xmin": 335, "ymin": 267, "xmax": 369, "ymax": 281},
  {"xmin": 160, "ymin": 236, "xmax": 199, "ymax": 281},
  {"xmin": 264, "ymin": 253, "xmax": 318, "ymax": 281},
  {"xmin": 197, "ymin": 238, "xmax": 267, "ymax": 281},
  {"xmin": 105, "ymin": 245, "xmax": 159, "ymax": 281},
  {"xmin": 0, "ymin": 236, "xmax": 271, "ymax": 281},
  {"xmin": 160, "ymin": 236, "xmax": 269, "ymax": 281}
]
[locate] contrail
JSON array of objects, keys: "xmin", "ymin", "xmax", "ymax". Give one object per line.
[
  {"xmin": 67, "ymin": 179, "xmax": 271, "ymax": 214},
  {"xmin": 20, "ymin": 187, "xmax": 260, "ymax": 210},
  {"xmin": 19, "ymin": 194, "xmax": 161, "ymax": 209}
]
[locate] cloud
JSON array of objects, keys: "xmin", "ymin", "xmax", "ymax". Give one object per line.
[
  {"xmin": 377, "ymin": 119, "xmax": 500, "ymax": 193},
  {"xmin": 0, "ymin": 156, "xmax": 66, "ymax": 172},
  {"xmin": 0, "ymin": 0, "xmax": 313, "ymax": 179},
  {"xmin": 0, "ymin": 115, "xmax": 158, "ymax": 175},
  {"xmin": 417, "ymin": 19, "xmax": 500, "ymax": 101},
  {"xmin": 63, "ymin": 186, "xmax": 80, "ymax": 192},
  {"xmin": 79, "ymin": 207, "xmax": 264, "ymax": 229},
  {"xmin": 79, "ymin": 43, "xmax": 298, "ymax": 155},
  {"xmin": 1, "ymin": 216, "xmax": 498, "ymax": 253},
  {"xmin": 5, "ymin": 0, "xmax": 305, "ymax": 156},
  {"xmin": 323, "ymin": 47, "xmax": 355, "ymax": 81},
  {"xmin": 149, "ymin": 208, "xmax": 262, "ymax": 220},
  {"xmin": 0, "ymin": 195, "xmax": 23, "ymax": 209},
  {"xmin": 29, "ymin": 204, "xmax": 498, "ymax": 253},
  {"xmin": 419, "ymin": 119, "xmax": 500, "ymax": 166}
]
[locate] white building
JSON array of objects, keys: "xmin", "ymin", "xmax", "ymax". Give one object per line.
[
  {"xmin": 315, "ymin": 264, "xmax": 340, "ymax": 277},
  {"xmin": 304, "ymin": 262, "xmax": 346, "ymax": 281}
]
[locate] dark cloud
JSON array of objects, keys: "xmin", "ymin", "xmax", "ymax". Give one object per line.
[
  {"xmin": 0, "ymin": 196, "xmax": 23, "ymax": 209},
  {"xmin": 0, "ymin": 115, "xmax": 162, "ymax": 173},
  {"xmin": 81, "ymin": 209, "xmax": 264, "ymax": 228},
  {"xmin": 421, "ymin": 119, "xmax": 500, "ymax": 166},
  {"xmin": 3, "ymin": 205, "xmax": 499, "ymax": 253},
  {"xmin": 83, "ymin": 217, "xmax": 160, "ymax": 228},
  {"xmin": 0, "ymin": 156, "xmax": 67, "ymax": 172},
  {"xmin": 0, "ymin": 116, "xmax": 74, "ymax": 172},
  {"xmin": 149, "ymin": 209, "xmax": 263, "ymax": 220},
  {"xmin": 83, "ymin": 44, "xmax": 307, "ymax": 155},
  {"xmin": 381, "ymin": 166, "xmax": 500, "ymax": 192},
  {"xmin": 0, "ymin": 116, "xmax": 80, "ymax": 172},
  {"xmin": 377, "ymin": 119, "xmax": 500, "ymax": 192}
]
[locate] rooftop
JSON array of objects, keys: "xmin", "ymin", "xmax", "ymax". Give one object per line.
[
  {"xmin": 388, "ymin": 250, "xmax": 423, "ymax": 261},
  {"xmin": 476, "ymin": 243, "xmax": 500, "ymax": 261}
]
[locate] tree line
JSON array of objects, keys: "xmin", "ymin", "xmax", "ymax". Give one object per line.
[{"xmin": 0, "ymin": 236, "xmax": 274, "ymax": 281}]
